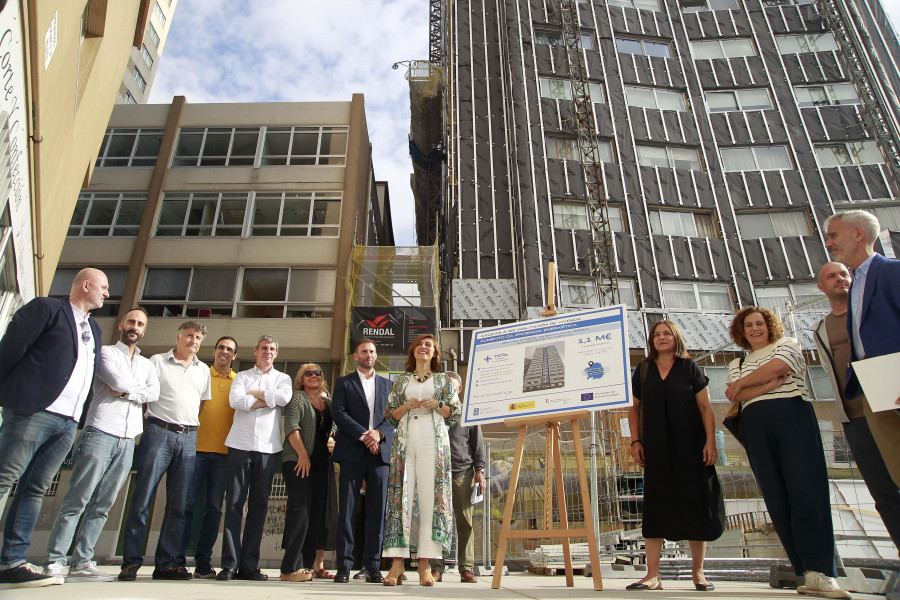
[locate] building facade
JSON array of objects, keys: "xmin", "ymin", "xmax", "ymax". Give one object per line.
[{"xmin": 118, "ymin": 0, "xmax": 178, "ymax": 104}]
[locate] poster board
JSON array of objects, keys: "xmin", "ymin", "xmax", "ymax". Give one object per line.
[{"xmin": 462, "ymin": 305, "xmax": 631, "ymax": 425}]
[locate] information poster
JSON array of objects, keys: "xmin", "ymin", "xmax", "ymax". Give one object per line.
[{"xmin": 462, "ymin": 306, "xmax": 631, "ymax": 425}]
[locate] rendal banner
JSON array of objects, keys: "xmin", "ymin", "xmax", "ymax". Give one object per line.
[{"xmin": 350, "ymin": 307, "xmax": 437, "ymax": 354}]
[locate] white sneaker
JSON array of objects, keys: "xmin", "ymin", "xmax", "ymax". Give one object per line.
[
  {"xmin": 797, "ymin": 571, "xmax": 852, "ymax": 599},
  {"xmin": 67, "ymin": 561, "xmax": 114, "ymax": 582},
  {"xmin": 42, "ymin": 561, "xmax": 66, "ymax": 584}
]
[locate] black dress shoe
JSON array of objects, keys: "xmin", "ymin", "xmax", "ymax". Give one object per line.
[
  {"xmin": 353, "ymin": 568, "xmax": 367, "ymax": 580},
  {"xmin": 365, "ymin": 567, "xmax": 383, "ymax": 583},
  {"xmin": 236, "ymin": 569, "xmax": 267, "ymax": 581},
  {"xmin": 334, "ymin": 567, "xmax": 350, "ymax": 583},
  {"xmin": 216, "ymin": 568, "xmax": 236, "ymax": 581}
]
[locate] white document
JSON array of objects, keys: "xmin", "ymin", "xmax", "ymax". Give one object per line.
[
  {"xmin": 851, "ymin": 353, "xmax": 900, "ymax": 412},
  {"xmin": 471, "ymin": 482, "xmax": 484, "ymax": 505}
]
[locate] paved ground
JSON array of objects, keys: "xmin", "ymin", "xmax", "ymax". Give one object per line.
[{"xmin": 0, "ymin": 566, "xmax": 886, "ymax": 600}]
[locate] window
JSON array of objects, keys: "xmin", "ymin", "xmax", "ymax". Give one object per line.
[
  {"xmin": 814, "ymin": 141, "xmax": 884, "ymax": 167},
  {"xmin": 793, "ymin": 83, "xmax": 860, "ymax": 108},
  {"xmin": 737, "ymin": 211, "xmax": 812, "ymax": 237},
  {"xmin": 535, "ymin": 29, "xmax": 596, "ymax": 50},
  {"xmin": 153, "ymin": 1, "xmax": 167, "ymax": 26},
  {"xmin": 706, "ymin": 88, "xmax": 773, "ymax": 112},
  {"xmin": 142, "ymin": 268, "xmax": 237, "ymax": 317},
  {"xmin": 156, "ymin": 192, "xmax": 249, "ymax": 237},
  {"xmin": 704, "ymin": 367, "xmax": 729, "ymax": 402},
  {"xmin": 553, "ymin": 201, "xmax": 625, "ymax": 232},
  {"xmin": 691, "ymin": 38, "xmax": 756, "ymax": 59},
  {"xmin": 683, "ymin": 0, "xmax": 740, "ymax": 11},
  {"xmin": 754, "ymin": 282, "xmax": 822, "ymax": 314},
  {"xmin": 237, "ymin": 268, "xmax": 337, "ymax": 318},
  {"xmin": 625, "ymin": 86, "xmax": 687, "ymax": 111},
  {"xmin": 608, "ymin": 0, "xmax": 661, "ymax": 10},
  {"xmin": 173, "ymin": 127, "xmax": 260, "ymax": 167},
  {"xmin": 539, "ymin": 77, "xmax": 607, "ymax": 103},
  {"xmin": 560, "ymin": 276, "xmax": 637, "ymax": 307},
  {"xmin": 636, "ymin": 145, "xmax": 703, "ymax": 170},
  {"xmin": 776, "ymin": 33, "xmax": 839, "ymax": 54},
  {"xmin": 140, "ymin": 44, "xmax": 153, "ymax": 69},
  {"xmin": 546, "ymin": 136, "xmax": 615, "ymax": 163},
  {"xmin": 132, "ymin": 67, "xmax": 146, "ymax": 91},
  {"xmin": 661, "ymin": 281, "xmax": 733, "ymax": 311},
  {"xmin": 649, "ymin": 210, "xmax": 717, "ymax": 237},
  {"xmin": 806, "ymin": 365, "xmax": 835, "ymax": 400},
  {"xmin": 95, "ymin": 128, "xmax": 163, "ymax": 167},
  {"xmin": 70, "ymin": 193, "xmax": 146, "ymax": 237},
  {"xmin": 146, "ymin": 23, "xmax": 160, "ymax": 46},
  {"xmin": 616, "ymin": 37, "xmax": 672, "ymax": 58},
  {"xmin": 123, "ymin": 91, "xmax": 136, "ymax": 104},
  {"xmin": 261, "ymin": 126, "xmax": 349, "ymax": 166},
  {"xmin": 50, "ymin": 267, "xmax": 128, "ymax": 317},
  {"xmin": 251, "ymin": 192, "xmax": 341, "ymax": 237},
  {"xmin": 721, "ymin": 146, "xmax": 792, "ymax": 171},
  {"xmin": 864, "ymin": 205, "xmax": 900, "ymax": 231}
]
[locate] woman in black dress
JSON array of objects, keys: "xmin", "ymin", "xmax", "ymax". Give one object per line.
[{"xmin": 627, "ymin": 320, "xmax": 724, "ymax": 591}]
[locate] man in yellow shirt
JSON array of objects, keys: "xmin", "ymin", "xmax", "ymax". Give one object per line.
[{"xmin": 178, "ymin": 336, "xmax": 238, "ymax": 578}]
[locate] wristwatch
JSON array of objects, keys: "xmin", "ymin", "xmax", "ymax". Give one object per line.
[
  {"xmin": 438, "ymin": 401, "xmax": 444, "ymax": 409},
  {"xmin": 119, "ymin": 392, "xmax": 128, "ymax": 398}
]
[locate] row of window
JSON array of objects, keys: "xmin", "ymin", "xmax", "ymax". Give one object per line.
[
  {"xmin": 551, "ymin": 203, "xmax": 900, "ymax": 239},
  {"xmin": 614, "ymin": 33, "xmax": 837, "ymax": 60},
  {"xmin": 50, "ymin": 266, "xmax": 337, "ymax": 319},
  {"xmin": 546, "ymin": 138, "xmax": 884, "ymax": 171},
  {"xmin": 607, "ymin": 0, "xmax": 813, "ymax": 12},
  {"xmin": 69, "ymin": 191, "xmax": 342, "ymax": 238}
]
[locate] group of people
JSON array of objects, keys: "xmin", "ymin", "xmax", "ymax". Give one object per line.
[
  {"xmin": 0, "ymin": 269, "xmax": 486, "ymax": 590},
  {"xmin": 628, "ymin": 210, "xmax": 900, "ymax": 598}
]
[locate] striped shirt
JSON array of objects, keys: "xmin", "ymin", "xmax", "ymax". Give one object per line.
[{"xmin": 727, "ymin": 337, "xmax": 808, "ymax": 408}]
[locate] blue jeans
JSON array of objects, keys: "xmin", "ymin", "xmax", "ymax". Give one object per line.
[
  {"xmin": 179, "ymin": 451, "xmax": 228, "ymax": 568},
  {"xmin": 0, "ymin": 409, "xmax": 77, "ymax": 569},
  {"xmin": 46, "ymin": 426, "xmax": 134, "ymax": 567},
  {"xmin": 121, "ymin": 422, "xmax": 196, "ymax": 570}
]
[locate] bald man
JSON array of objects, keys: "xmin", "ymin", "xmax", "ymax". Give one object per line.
[{"xmin": 0, "ymin": 268, "xmax": 108, "ymax": 590}]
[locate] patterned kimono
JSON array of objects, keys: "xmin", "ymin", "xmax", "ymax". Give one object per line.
[{"xmin": 382, "ymin": 371, "xmax": 460, "ymax": 556}]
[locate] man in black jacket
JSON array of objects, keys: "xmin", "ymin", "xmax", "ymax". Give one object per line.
[{"xmin": 0, "ymin": 268, "xmax": 107, "ymax": 590}]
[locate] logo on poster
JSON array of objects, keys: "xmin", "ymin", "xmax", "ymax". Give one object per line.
[{"xmin": 583, "ymin": 361, "xmax": 605, "ymax": 380}]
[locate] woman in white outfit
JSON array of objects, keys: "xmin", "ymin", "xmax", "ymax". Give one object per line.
[{"xmin": 382, "ymin": 334, "xmax": 459, "ymax": 586}]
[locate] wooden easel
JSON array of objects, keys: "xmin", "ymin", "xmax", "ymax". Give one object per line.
[{"xmin": 492, "ymin": 263, "xmax": 602, "ymax": 590}]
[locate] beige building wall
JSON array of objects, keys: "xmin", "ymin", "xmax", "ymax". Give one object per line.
[{"xmin": 119, "ymin": 0, "xmax": 178, "ymax": 104}]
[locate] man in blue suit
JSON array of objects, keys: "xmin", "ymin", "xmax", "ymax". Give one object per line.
[
  {"xmin": 0, "ymin": 268, "xmax": 107, "ymax": 590},
  {"xmin": 825, "ymin": 210, "xmax": 900, "ymax": 487},
  {"xmin": 331, "ymin": 338, "xmax": 394, "ymax": 584}
]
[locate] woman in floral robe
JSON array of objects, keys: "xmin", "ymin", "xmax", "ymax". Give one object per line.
[{"xmin": 382, "ymin": 333, "xmax": 460, "ymax": 586}]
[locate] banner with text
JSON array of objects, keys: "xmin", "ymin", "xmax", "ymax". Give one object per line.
[
  {"xmin": 462, "ymin": 306, "xmax": 631, "ymax": 425},
  {"xmin": 349, "ymin": 306, "xmax": 437, "ymax": 354}
]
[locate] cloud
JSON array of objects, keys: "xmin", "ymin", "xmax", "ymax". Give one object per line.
[{"xmin": 149, "ymin": 0, "xmax": 428, "ymax": 245}]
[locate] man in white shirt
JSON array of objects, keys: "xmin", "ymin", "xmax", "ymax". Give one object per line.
[
  {"xmin": 216, "ymin": 335, "xmax": 292, "ymax": 582},
  {"xmin": 0, "ymin": 268, "xmax": 107, "ymax": 590},
  {"xmin": 44, "ymin": 308, "xmax": 159, "ymax": 583},
  {"xmin": 119, "ymin": 321, "xmax": 211, "ymax": 582}
]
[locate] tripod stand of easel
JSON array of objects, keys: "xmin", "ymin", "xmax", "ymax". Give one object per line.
[{"xmin": 491, "ymin": 263, "xmax": 602, "ymax": 590}]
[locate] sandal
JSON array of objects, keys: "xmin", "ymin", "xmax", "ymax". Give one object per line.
[{"xmin": 313, "ymin": 568, "xmax": 335, "ymax": 579}]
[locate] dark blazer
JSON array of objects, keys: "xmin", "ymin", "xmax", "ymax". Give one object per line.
[
  {"xmin": 845, "ymin": 253, "xmax": 900, "ymax": 400},
  {"xmin": 331, "ymin": 371, "xmax": 394, "ymax": 464},
  {"xmin": 0, "ymin": 296, "xmax": 103, "ymax": 416}
]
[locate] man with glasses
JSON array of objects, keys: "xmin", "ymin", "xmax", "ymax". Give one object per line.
[
  {"xmin": 178, "ymin": 336, "xmax": 238, "ymax": 578},
  {"xmin": 0, "ymin": 268, "xmax": 108, "ymax": 589},
  {"xmin": 119, "ymin": 321, "xmax": 211, "ymax": 582}
]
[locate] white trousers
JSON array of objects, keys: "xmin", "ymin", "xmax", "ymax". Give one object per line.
[{"xmin": 384, "ymin": 409, "xmax": 442, "ymax": 559}]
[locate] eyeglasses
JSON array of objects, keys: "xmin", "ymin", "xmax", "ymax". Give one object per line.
[
  {"xmin": 304, "ymin": 370, "xmax": 323, "ymax": 377},
  {"xmin": 215, "ymin": 345, "xmax": 236, "ymax": 353},
  {"xmin": 80, "ymin": 321, "xmax": 92, "ymax": 344}
]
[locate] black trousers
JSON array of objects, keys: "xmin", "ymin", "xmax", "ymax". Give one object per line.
[
  {"xmin": 336, "ymin": 453, "xmax": 388, "ymax": 570},
  {"xmin": 280, "ymin": 460, "xmax": 331, "ymax": 573},
  {"xmin": 220, "ymin": 448, "xmax": 278, "ymax": 572},
  {"xmin": 843, "ymin": 417, "xmax": 900, "ymax": 547}
]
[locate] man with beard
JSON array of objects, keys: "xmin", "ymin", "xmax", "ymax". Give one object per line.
[{"xmin": 44, "ymin": 308, "xmax": 160, "ymax": 582}]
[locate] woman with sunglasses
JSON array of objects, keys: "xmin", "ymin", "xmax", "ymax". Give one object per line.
[{"xmin": 279, "ymin": 364, "xmax": 338, "ymax": 582}]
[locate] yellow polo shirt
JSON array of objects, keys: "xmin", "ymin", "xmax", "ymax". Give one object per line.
[{"xmin": 196, "ymin": 366, "xmax": 236, "ymax": 454}]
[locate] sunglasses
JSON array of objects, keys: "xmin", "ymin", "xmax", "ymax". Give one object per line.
[{"xmin": 304, "ymin": 370, "xmax": 323, "ymax": 377}]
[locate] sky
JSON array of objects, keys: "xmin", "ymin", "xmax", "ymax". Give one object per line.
[
  {"xmin": 149, "ymin": 1, "xmax": 900, "ymax": 247},
  {"xmin": 148, "ymin": 0, "xmax": 428, "ymax": 246}
]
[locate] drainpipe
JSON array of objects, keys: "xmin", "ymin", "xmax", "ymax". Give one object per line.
[{"xmin": 24, "ymin": 0, "xmax": 43, "ymax": 294}]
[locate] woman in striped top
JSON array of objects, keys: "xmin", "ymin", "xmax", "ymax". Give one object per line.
[{"xmin": 726, "ymin": 307, "xmax": 849, "ymax": 600}]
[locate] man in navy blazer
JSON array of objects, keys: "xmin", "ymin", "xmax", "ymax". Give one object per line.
[
  {"xmin": 0, "ymin": 268, "xmax": 107, "ymax": 589},
  {"xmin": 331, "ymin": 338, "xmax": 394, "ymax": 584},
  {"xmin": 825, "ymin": 210, "xmax": 900, "ymax": 486}
]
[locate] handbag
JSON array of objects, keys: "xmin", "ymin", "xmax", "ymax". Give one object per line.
[{"xmin": 722, "ymin": 357, "xmax": 745, "ymax": 447}]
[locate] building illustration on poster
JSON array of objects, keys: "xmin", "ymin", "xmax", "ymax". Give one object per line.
[{"xmin": 522, "ymin": 343, "xmax": 565, "ymax": 393}]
